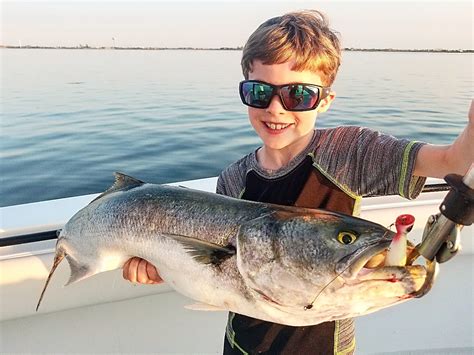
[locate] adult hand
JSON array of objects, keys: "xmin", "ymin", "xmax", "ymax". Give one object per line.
[{"xmin": 122, "ymin": 257, "xmax": 163, "ymax": 284}]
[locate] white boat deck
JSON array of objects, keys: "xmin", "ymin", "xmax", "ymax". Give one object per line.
[{"xmin": 0, "ymin": 177, "xmax": 472, "ymax": 354}]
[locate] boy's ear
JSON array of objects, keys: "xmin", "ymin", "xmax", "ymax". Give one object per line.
[{"xmin": 317, "ymin": 91, "xmax": 336, "ymax": 113}]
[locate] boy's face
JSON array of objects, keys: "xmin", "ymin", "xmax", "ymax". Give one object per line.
[{"xmin": 247, "ymin": 60, "xmax": 334, "ymax": 152}]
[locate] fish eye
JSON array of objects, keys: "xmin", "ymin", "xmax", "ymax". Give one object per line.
[{"xmin": 337, "ymin": 231, "xmax": 357, "ymax": 245}]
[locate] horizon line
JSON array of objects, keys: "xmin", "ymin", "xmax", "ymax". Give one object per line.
[{"xmin": 1, "ymin": 45, "xmax": 472, "ymax": 53}]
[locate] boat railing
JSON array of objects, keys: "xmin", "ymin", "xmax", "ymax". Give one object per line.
[{"xmin": 1, "ymin": 176, "xmax": 471, "ymax": 257}]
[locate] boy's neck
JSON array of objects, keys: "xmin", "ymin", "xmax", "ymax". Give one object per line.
[{"xmin": 256, "ymin": 131, "xmax": 315, "ymax": 172}]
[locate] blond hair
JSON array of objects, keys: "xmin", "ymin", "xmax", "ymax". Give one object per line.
[{"xmin": 241, "ymin": 10, "xmax": 341, "ymax": 86}]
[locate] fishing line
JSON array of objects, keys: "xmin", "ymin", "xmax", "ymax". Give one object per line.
[
  {"xmin": 304, "ymin": 263, "xmax": 351, "ymax": 310},
  {"xmin": 305, "ymin": 229, "xmax": 396, "ymax": 310}
]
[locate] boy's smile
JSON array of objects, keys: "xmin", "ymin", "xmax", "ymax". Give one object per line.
[
  {"xmin": 247, "ymin": 60, "xmax": 335, "ymax": 170},
  {"xmin": 263, "ymin": 122, "xmax": 293, "ymax": 133}
]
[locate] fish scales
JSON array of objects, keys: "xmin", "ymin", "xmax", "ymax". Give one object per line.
[{"xmin": 36, "ymin": 173, "xmax": 434, "ymax": 326}]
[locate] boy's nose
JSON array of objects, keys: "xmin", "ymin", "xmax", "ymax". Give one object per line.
[{"xmin": 265, "ymin": 94, "xmax": 286, "ymax": 115}]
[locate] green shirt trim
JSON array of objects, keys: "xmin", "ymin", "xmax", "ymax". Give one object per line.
[{"xmin": 399, "ymin": 141, "xmax": 417, "ymax": 198}]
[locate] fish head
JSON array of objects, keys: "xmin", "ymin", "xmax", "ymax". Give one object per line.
[{"xmin": 237, "ymin": 208, "xmax": 431, "ymax": 323}]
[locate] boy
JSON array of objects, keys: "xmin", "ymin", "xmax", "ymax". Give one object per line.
[{"xmin": 123, "ymin": 10, "xmax": 473, "ymax": 354}]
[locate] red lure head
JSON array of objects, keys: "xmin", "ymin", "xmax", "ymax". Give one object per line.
[{"xmin": 395, "ymin": 214, "xmax": 415, "ymax": 234}]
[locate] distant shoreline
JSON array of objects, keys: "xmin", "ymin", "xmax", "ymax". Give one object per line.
[{"xmin": 0, "ymin": 45, "xmax": 472, "ymax": 53}]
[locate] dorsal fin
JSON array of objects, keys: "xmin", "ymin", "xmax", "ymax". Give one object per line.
[{"xmin": 89, "ymin": 172, "xmax": 145, "ymax": 204}]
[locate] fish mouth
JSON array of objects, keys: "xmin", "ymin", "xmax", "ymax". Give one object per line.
[
  {"xmin": 337, "ymin": 230, "xmax": 437, "ymax": 298},
  {"xmin": 336, "ymin": 230, "xmax": 393, "ymax": 278}
]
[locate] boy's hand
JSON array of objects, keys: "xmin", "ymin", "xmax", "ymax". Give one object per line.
[
  {"xmin": 122, "ymin": 257, "xmax": 163, "ymax": 284},
  {"xmin": 414, "ymin": 99, "xmax": 474, "ymax": 178}
]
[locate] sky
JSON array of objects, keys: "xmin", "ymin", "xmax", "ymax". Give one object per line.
[{"xmin": 1, "ymin": 0, "xmax": 472, "ymax": 49}]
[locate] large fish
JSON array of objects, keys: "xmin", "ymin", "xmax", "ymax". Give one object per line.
[{"xmin": 36, "ymin": 173, "xmax": 435, "ymax": 326}]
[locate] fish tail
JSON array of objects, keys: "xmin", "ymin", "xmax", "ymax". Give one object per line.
[{"xmin": 36, "ymin": 247, "xmax": 66, "ymax": 311}]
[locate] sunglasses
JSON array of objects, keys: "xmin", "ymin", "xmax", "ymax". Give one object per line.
[{"xmin": 239, "ymin": 80, "xmax": 331, "ymax": 112}]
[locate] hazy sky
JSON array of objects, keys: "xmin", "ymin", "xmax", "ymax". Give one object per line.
[{"xmin": 1, "ymin": 0, "xmax": 472, "ymax": 49}]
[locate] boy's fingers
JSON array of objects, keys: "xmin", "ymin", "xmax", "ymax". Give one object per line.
[
  {"xmin": 122, "ymin": 257, "xmax": 162, "ymax": 285},
  {"xmin": 124, "ymin": 257, "xmax": 140, "ymax": 283},
  {"xmin": 122, "ymin": 258, "xmax": 132, "ymax": 280},
  {"xmin": 137, "ymin": 258, "xmax": 149, "ymax": 284},
  {"xmin": 146, "ymin": 262, "xmax": 163, "ymax": 284}
]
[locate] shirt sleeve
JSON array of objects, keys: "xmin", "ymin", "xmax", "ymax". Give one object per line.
[
  {"xmin": 216, "ymin": 173, "xmax": 226, "ymax": 195},
  {"xmin": 314, "ymin": 126, "xmax": 427, "ymax": 199},
  {"xmin": 215, "ymin": 155, "xmax": 249, "ymax": 198}
]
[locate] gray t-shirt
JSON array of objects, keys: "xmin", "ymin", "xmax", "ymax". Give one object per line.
[
  {"xmin": 218, "ymin": 126, "xmax": 426, "ymax": 355},
  {"xmin": 217, "ymin": 126, "xmax": 426, "ymax": 202}
]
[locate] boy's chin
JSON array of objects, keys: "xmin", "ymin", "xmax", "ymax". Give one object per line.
[
  {"xmin": 261, "ymin": 138, "xmax": 301, "ymax": 152},
  {"xmin": 260, "ymin": 133, "xmax": 313, "ymax": 152}
]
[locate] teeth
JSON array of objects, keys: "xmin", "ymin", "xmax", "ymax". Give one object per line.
[{"xmin": 265, "ymin": 122, "xmax": 290, "ymax": 130}]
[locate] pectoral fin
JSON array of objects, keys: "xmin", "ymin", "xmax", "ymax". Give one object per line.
[{"xmin": 163, "ymin": 233, "xmax": 235, "ymax": 265}]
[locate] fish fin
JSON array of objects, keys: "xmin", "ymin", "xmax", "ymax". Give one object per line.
[
  {"xmin": 90, "ymin": 172, "xmax": 145, "ymax": 204},
  {"xmin": 36, "ymin": 248, "xmax": 66, "ymax": 311},
  {"xmin": 184, "ymin": 302, "xmax": 225, "ymax": 311},
  {"xmin": 64, "ymin": 255, "xmax": 94, "ymax": 285},
  {"xmin": 163, "ymin": 233, "xmax": 235, "ymax": 265}
]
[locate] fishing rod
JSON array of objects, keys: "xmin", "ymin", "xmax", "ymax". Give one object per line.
[{"xmin": 412, "ymin": 163, "xmax": 474, "ymax": 264}]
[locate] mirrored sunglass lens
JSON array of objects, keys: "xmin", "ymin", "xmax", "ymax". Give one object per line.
[
  {"xmin": 281, "ymin": 85, "xmax": 319, "ymax": 110},
  {"xmin": 242, "ymin": 82, "xmax": 273, "ymax": 107}
]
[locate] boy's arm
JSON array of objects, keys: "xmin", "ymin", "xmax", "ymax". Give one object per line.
[{"xmin": 414, "ymin": 100, "xmax": 474, "ymax": 178}]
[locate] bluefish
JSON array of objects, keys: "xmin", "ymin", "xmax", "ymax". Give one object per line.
[{"xmin": 36, "ymin": 173, "xmax": 435, "ymax": 326}]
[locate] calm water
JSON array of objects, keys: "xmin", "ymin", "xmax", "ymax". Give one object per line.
[{"xmin": 1, "ymin": 49, "xmax": 472, "ymax": 207}]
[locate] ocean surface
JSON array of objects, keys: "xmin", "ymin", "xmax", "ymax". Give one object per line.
[{"xmin": 1, "ymin": 49, "xmax": 472, "ymax": 207}]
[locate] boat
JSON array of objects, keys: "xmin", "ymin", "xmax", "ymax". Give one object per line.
[{"xmin": 0, "ymin": 176, "xmax": 473, "ymax": 354}]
